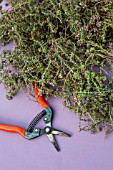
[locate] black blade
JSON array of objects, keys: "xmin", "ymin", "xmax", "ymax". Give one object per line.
[{"xmin": 47, "ymin": 134, "xmax": 60, "ymax": 152}]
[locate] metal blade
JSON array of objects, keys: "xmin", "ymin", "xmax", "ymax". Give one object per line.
[
  {"xmin": 47, "ymin": 134, "xmax": 60, "ymax": 152},
  {"xmin": 51, "ymin": 129, "xmax": 71, "ymax": 137}
]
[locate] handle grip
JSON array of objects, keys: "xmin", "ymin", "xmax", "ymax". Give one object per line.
[
  {"xmin": 0, "ymin": 124, "xmax": 25, "ymax": 138},
  {"xmin": 33, "ymin": 82, "xmax": 49, "ymax": 108}
]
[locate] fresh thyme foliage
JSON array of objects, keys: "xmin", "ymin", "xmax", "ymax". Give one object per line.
[{"xmin": 0, "ymin": 0, "xmax": 113, "ymax": 135}]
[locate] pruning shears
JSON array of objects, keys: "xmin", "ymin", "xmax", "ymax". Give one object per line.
[{"xmin": 0, "ymin": 82, "xmax": 71, "ymax": 151}]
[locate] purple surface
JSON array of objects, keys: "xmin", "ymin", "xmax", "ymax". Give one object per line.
[
  {"xmin": 1, "ymin": 84, "xmax": 113, "ymax": 170},
  {"xmin": 1, "ymin": 82, "xmax": 113, "ymax": 170},
  {"xmin": 1, "ymin": 2, "xmax": 113, "ymax": 170}
]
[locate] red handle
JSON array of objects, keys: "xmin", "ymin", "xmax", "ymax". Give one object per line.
[
  {"xmin": 0, "ymin": 83, "xmax": 49, "ymax": 137},
  {"xmin": 0, "ymin": 124, "xmax": 25, "ymax": 137},
  {"xmin": 33, "ymin": 82, "xmax": 49, "ymax": 108}
]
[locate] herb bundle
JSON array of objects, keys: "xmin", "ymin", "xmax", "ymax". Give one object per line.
[{"xmin": 0, "ymin": 0, "xmax": 113, "ymax": 136}]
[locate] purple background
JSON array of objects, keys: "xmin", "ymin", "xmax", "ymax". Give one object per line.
[
  {"xmin": 0, "ymin": 1, "xmax": 113, "ymax": 170},
  {"xmin": 1, "ymin": 83, "xmax": 113, "ymax": 170}
]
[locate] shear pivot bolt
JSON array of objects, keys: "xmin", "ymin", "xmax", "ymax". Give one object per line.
[
  {"xmin": 35, "ymin": 128, "xmax": 38, "ymax": 132},
  {"xmin": 45, "ymin": 127, "xmax": 50, "ymax": 133},
  {"xmin": 44, "ymin": 117, "xmax": 48, "ymax": 121}
]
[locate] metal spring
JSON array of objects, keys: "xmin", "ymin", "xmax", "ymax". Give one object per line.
[{"xmin": 27, "ymin": 110, "xmax": 46, "ymax": 132}]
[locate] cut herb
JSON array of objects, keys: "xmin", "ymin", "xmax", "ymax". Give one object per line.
[{"xmin": 0, "ymin": 0, "xmax": 113, "ymax": 136}]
